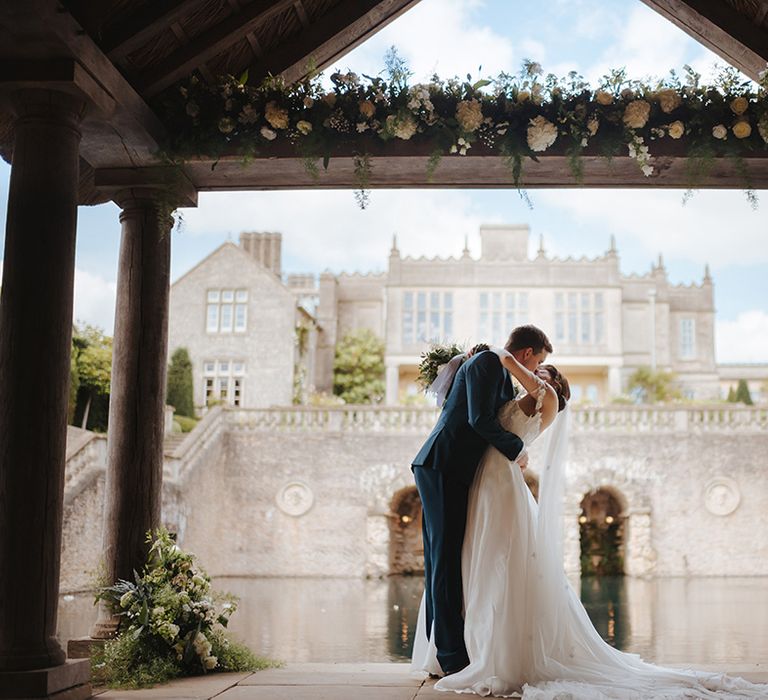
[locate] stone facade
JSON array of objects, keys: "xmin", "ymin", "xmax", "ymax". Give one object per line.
[
  {"xmin": 59, "ymin": 406, "xmax": 768, "ymax": 591},
  {"xmin": 167, "ymin": 236, "xmax": 317, "ymax": 411},
  {"xmin": 310, "ymin": 224, "xmax": 722, "ymax": 404}
]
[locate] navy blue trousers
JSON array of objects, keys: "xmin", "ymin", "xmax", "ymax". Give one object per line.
[{"xmin": 414, "ymin": 465, "xmax": 470, "ymax": 673}]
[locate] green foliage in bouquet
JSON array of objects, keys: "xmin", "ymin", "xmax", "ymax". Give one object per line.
[
  {"xmin": 93, "ymin": 529, "xmax": 279, "ymax": 688},
  {"xmin": 416, "ymin": 342, "xmax": 466, "ymax": 393}
]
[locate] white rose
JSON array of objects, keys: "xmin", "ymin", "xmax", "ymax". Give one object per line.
[
  {"xmin": 667, "ymin": 120, "xmax": 684, "ymax": 139},
  {"xmin": 296, "ymin": 120, "xmax": 312, "ymax": 135},
  {"xmin": 526, "ymin": 115, "xmax": 558, "ymax": 152},
  {"xmin": 712, "ymin": 124, "xmax": 727, "ymax": 140},
  {"xmin": 203, "ymin": 656, "xmax": 218, "ymax": 670},
  {"xmin": 260, "ymin": 126, "xmax": 277, "ymax": 141},
  {"xmin": 623, "ymin": 100, "xmax": 651, "ymax": 129}
]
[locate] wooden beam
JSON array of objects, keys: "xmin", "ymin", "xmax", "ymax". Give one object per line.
[
  {"xmin": 247, "ymin": 0, "xmax": 422, "ymax": 86},
  {"xmin": 138, "ymin": 0, "xmax": 295, "ymax": 98},
  {"xmin": 640, "ymin": 0, "xmax": 768, "ymax": 81},
  {"xmin": 102, "ymin": 0, "xmax": 206, "ymax": 61}
]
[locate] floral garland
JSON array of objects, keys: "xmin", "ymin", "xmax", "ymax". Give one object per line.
[{"xmin": 156, "ymin": 56, "xmax": 768, "ymax": 203}]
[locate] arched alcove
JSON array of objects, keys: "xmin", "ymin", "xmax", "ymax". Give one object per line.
[
  {"xmin": 389, "ymin": 486, "xmax": 424, "ymax": 575},
  {"xmin": 579, "ymin": 487, "xmax": 627, "ymax": 576}
]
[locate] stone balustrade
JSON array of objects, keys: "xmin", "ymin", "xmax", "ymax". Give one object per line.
[{"xmin": 224, "ymin": 404, "xmax": 768, "ymax": 434}]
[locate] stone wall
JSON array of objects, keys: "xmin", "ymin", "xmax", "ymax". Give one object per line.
[{"xmin": 60, "ymin": 406, "xmax": 768, "ymax": 592}]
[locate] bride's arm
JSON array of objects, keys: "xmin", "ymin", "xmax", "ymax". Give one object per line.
[{"xmin": 492, "ymin": 347, "xmax": 558, "ymax": 424}]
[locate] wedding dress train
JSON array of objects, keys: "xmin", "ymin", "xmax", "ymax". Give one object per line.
[{"xmin": 411, "ymin": 396, "xmax": 768, "ymax": 699}]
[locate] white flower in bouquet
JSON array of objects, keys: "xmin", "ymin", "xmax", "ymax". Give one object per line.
[
  {"xmin": 627, "ymin": 135, "xmax": 653, "ymax": 176},
  {"xmin": 667, "ymin": 120, "xmax": 685, "ymax": 139},
  {"xmin": 526, "ymin": 115, "xmax": 558, "ymax": 152},
  {"xmin": 595, "ymin": 90, "xmax": 613, "ymax": 106},
  {"xmin": 656, "ymin": 89, "xmax": 681, "ymax": 113},
  {"xmin": 386, "ymin": 114, "xmax": 417, "ymax": 140},
  {"xmin": 712, "ymin": 124, "xmax": 728, "ymax": 140},
  {"xmin": 265, "ymin": 101, "xmax": 289, "ymax": 129},
  {"xmin": 152, "ymin": 606, "xmax": 166, "ymax": 618},
  {"xmin": 119, "ymin": 591, "xmax": 134, "ymax": 608},
  {"xmin": 296, "ymin": 120, "xmax": 312, "ymax": 135},
  {"xmin": 730, "ymin": 96, "xmax": 749, "ymax": 115},
  {"xmin": 623, "ymin": 100, "xmax": 651, "ymax": 129},
  {"xmin": 260, "ymin": 126, "xmax": 276, "ymax": 141},
  {"xmin": 456, "ymin": 99, "xmax": 484, "ymax": 132},
  {"xmin": 359, "ymin": 100, "xmax": 375, "ymax": 119},
  {"xmin": 203, "ymin": 656, "xmax": 218, "ymax": 670},
  {"xmin": 732, "ymin": 119, "xmax": 752, "ymax": 138}
]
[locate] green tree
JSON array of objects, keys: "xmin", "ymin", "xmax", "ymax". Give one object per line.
[
  {"xmin": 167, "ymin": 347, "xmax": 195, "ymax": 417},
  {"xmin": 727, "ymin": 386, "xmax": 737, "ymax": 403},
  {"xmin": 627, "ymin": 367, "xmax": 680, "ymax": 403},
  {"xmin": 333, "ymin": 329, "xmax": 385, "ymax": 404},
  {"xmin": 72, "ymin": 324, "xmax": 113, "ymax": 430},
  {"xmin": 735, "ymin": 379, "xmax": 754, "ymax": 405}
]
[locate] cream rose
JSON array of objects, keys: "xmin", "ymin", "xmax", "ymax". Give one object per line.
[
  {"xmin": 732, "ymin": 119, "xmax": 752, "ymax": 139},
  {"xmin": 656, "ymin": 89, "xmax": 681, "ymax": 114},
  {"xmin": 217, "ymin": 117, "xmax": 235, "ymax": 134},
  {"xmin": 517, "ymin": 90, "xmax": 531, "ymax": 103},
  {"xmin": 322, "ymin": 92, "xmax": 337, "ymax": 107},
  {"xmin": 730, "ymin": 96, "xmax": 749, "ymax": 115},
  {"xmin": 667, "ymin": 120, "xmax": 684, "ymax": 139},
  {"xmin": 527, "ymin": 115, "xmax": 558, "ymax": 152},
  {"xmin": 595, "ymin": 90, "xmax": 613, "ymax": 106},
  {"xmin": 296, "ymin": 120, "xmax": 312, "ymax": 135},
  {"xmin": 264, "ymin": 101, "xmax": 289, "ymax": 129},
  {"xmin": 386, "ymin": 114, "xmax": 417, "ymax": 140},
  {"xmin": 260, "ymin": 126, "xmax": 277, "ymax": 140},
  {"xmin": 455, "ymin": 99, "xmax": 483, "ymax": 132},
  {"xmin": 712, "ymin": 124, "xmax": 727, "ymax": 140},
  {"xmin": 359, "ymin": 100, "xmax": 375, "ymax": 119},
  {"xmin": 623, "ymin": 99, "xmax": 651, "ymax": 129}
]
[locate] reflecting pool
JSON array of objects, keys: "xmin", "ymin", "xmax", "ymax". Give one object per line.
[{"xmin": 58, "ymin": 575, "xmax": 768, "ymax": 664}]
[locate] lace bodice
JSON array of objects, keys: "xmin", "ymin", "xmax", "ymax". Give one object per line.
[{"xmin": 497, "ymin": 377, "xmax": 548, "ymax": 447}]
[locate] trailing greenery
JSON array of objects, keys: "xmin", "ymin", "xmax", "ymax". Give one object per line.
[
  {"xmin": 94, "ymin": 529, "xmax": 278, "ymax": 688},
  {"xmin": 627, "ymin": 366, "xmax": 681, "ymax": 403},
  {"xmin": 167, "ymin": 347, "xmax": 195, "ymax": 418},
  {"xmin": 332, "ymin": 328, "xmax": 385, "ymax": 404},
  {"xmin": 156, "ymin": 52, "xmax": 768, "ymax": 204},
  {"xmin": 580, "ymin": 520, "xmax": 625, "ymax": 577}
]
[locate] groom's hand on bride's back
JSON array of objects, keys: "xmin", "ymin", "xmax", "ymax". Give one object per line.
[{"xmin": 467, "ymin": 343, "xmax": 490, "ymax": 358}]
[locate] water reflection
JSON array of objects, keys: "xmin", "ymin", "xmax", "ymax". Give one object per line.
[{"xmin": 57, "ymin": 576, "xmax": 768, "ymax": 664}]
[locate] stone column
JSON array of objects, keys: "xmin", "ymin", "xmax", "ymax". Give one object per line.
[
  {"xmin": 0, "ymin": 90, "xmax": 85, "ymax": 673},
  {"xmin": 608, "ymin": 365, "xmax": 622, "ymax": 398},
  {"xmin": 90, "ymin": 189, "xmax": 173, "ymax": 638},
  {"xmin": 385, "ymin": 364, "xmax": 400, "ymax": 406}
]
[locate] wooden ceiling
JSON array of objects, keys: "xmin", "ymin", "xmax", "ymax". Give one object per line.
[{"xmin": 0, "ymin": 0, "xmax": 767, "ymax": 201}]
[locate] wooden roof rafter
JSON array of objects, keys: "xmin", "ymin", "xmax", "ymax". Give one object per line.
[{"xmin": 641, "ymin": 0, "xmax": 768, "ymax": 81}]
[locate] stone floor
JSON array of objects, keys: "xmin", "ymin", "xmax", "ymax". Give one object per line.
[{"xmin": 91, "ymin": 662, "xmax": 768, "ymax": 699}]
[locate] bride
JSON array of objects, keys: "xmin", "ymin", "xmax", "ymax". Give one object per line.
[{"xmin": 412, "ymin": 346, "xmax": 768, "ymax": 699}]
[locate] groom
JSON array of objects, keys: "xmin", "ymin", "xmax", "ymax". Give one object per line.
[{"xmin": 412, "ymin": 324, "xmax": 552, "ymax": 674}]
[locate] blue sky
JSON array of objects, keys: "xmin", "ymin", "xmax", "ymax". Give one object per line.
[{"xmin": 0, "ymin": 0, "xmax": 766, "ymax": 362}]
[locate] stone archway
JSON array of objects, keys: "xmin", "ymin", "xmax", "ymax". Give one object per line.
[
  {"xmin": 579, "ymin": 487, "xmax": 627, "ymax": 576},
  {"xmin": 389, "ymin": 486, "xmax": 424, "ymax": 575}
]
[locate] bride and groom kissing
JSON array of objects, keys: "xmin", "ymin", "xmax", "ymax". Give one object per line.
[{"xmin": 409, "ymin": 324, "xmax": 766, "ymax": 699}]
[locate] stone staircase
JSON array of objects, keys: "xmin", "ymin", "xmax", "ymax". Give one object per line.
[{"xmin": 163, "ymin": 431, "xmax": 188, "ymax": 455}]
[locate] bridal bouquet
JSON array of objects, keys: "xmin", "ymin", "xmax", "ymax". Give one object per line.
[
  {"xmin": 94, "ymin": 529, "xmax": 274, "ymax": 688},
  {"xmin": 416, "ymin": 342, "xmax": 467, "ymax": 392}
]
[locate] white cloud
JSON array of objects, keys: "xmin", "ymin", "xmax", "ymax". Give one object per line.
[
  {"xmin": 535, "ymin": 189, "xmax": 768, "ymax": 269},
  {"xmin": 73, "ymin": 268, "xmax": 116, "ymax": 334},
  {"xmin": 337, "ymin": 0, "xmax": 515, "ymax": 81},
  {"xmin": 182, "ymin": 189, "xmax": 499, "ymax": 272},
  {"xmin": 716, "ymin": 310, "xmax": 768, "ymax": 363}
]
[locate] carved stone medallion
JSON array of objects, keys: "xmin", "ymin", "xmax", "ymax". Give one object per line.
[
  {"xmin": 704, "ymin": 477, "xmax": 740, "ymax": 517},
  {"xmin": 276, "ymin": 481, "xmax": 314, "ymax": 517}
]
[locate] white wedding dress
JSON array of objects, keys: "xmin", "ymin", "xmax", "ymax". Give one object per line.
[{"xmin": 411, "ymin": 385, "xmax": 768, "ymax": 699}]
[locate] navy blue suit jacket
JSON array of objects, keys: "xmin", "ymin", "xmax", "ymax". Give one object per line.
[{"xmin": 412, "ymin": 350, "xmax": 523, "ymax": 486}]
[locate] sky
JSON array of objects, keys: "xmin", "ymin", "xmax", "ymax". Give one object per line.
[{"xmin": 0, "ymin": 0, "xmax": 766, "ymax": 363}]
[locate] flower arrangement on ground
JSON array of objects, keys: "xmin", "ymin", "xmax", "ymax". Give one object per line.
[
  {"xmin": 93, "ymin": 529, "xmax": 278, "ymax": 689},
  {"xmin": 157, "ymin": 50, "xmax": 768, "ymax": 201}
]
